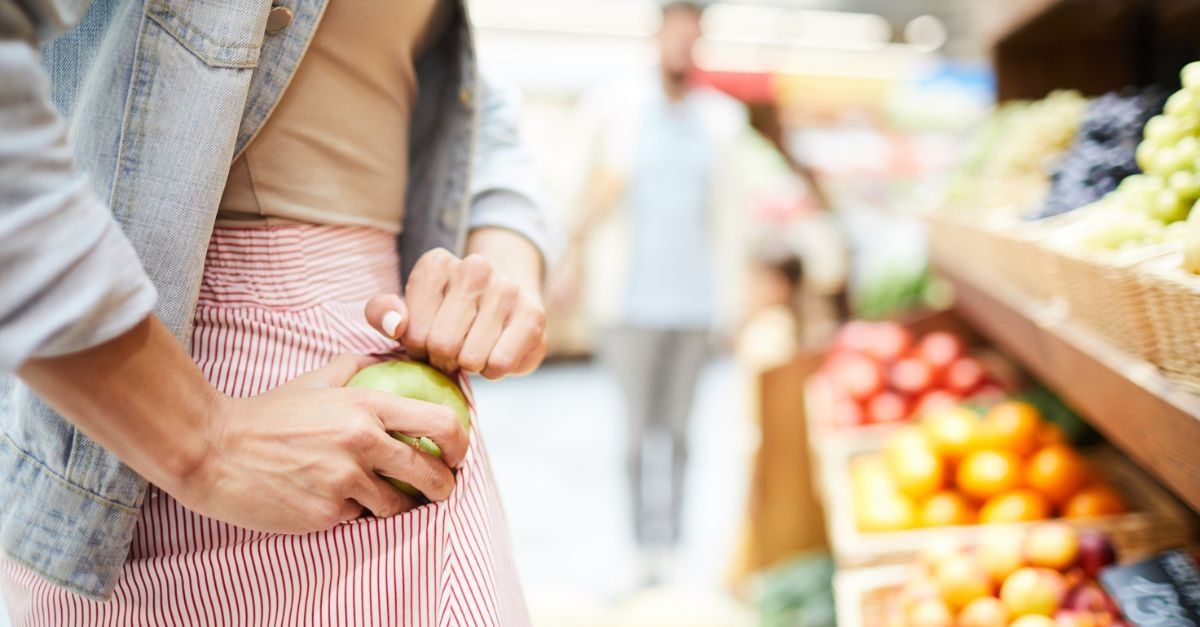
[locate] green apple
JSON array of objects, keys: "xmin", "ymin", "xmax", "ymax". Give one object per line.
[{"xmin": 346, "ymin": 360, "xmax": 470, "ymax": 495}]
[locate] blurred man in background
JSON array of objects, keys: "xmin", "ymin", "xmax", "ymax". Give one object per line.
[{"xmin": 557, "ymin": 0, "xmax": 749, "ymax": 586}]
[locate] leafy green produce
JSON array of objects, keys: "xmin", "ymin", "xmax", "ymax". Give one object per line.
[{"xmin": 750, "ymin": 553, "xmax": 837, "ymax": 627}]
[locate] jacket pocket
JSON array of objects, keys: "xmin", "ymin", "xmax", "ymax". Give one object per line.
[{"xmin": 144, "ymin": 0, "xmax": 267, "ymax": 69}]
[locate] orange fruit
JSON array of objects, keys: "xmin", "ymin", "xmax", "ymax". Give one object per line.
[
  {"xmin": 1062, "ymin": 484, "xmax": 1128, "ymax": 519},
  {"xmin": 1025, "ymin": 444, "xmax": 1091, "ymax": 505},
  {"xmin": 1036, "ymin": 422, "xmax": 1066, "ymax": 446},
  {"xmin": 933, "ymin": 554, "xmax": 993, "ymax": 610},
  {"xmin": 979, "ymin": 489, "xmax": 1052, "ymax": 523},
  {"xmin": 978, "ymin": 527, "xmax": 1027, "ymax": 583},
  {"xmin": 885, "ymin": 425, "xmax": 934, "ymax": 467},
  {"xmin": 858, "ymin": 493, "xmax": 918, "ymax": 532},
  {"xmin": 977, "ymin": 401, "xmax": 1041, "ymax": 455},
  {"xmin": 956, "ymin": 449, "xmax": 1023, "ymax": 500},
  {"xmin": 891, "ymin": 446, "xmax": 946, "ymax": 500},
  {"xmin": 918, "ymin": 491, "xmax": 975, "ymax": 527},
  {"xmin": 922, "ymin": 407, "xmax": 980, "ymax": 461}
]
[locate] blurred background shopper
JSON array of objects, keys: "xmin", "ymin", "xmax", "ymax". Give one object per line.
[{"xmin": 560, "ymin": 1, "xmax": 751, "ymax": 586}]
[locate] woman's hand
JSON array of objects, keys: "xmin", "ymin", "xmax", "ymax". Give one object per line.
[
  {"xmin": 365, "ymin": 241, "xmax": 548, "ymax": 379},
  {"xmin": 18, "ymin": 318, "xmax": 469, "ymax": 536},
  {"xmin": 184, "ymin": 353, "xmax": 470, "ymax": 532}
]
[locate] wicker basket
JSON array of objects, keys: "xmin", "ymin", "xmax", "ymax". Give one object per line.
[
  {"xmin": 991, "ymin": 225, "xmax": 1072, "ymax": 303},
  {"xmin": 1140, "ymin": 253, "xmax": 1200, "ymax": 393},
  {"xmin": 1040, "ymin": 240, "xmax": 1175, "ymax": 363},
  {"xmin": 924, "ymin": 212, "xmax": 1077, "ymax": 304},
  {"xmin": 822, "ymin": 439, "xmax": 1196, "ymax": 569}
]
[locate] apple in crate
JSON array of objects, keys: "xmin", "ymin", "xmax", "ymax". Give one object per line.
[
  {"xmin": 346, "ymin": 360, "xmax": 470, "ymax": 496},
  {"xmin": 943, "ymin": 357, "xmax": 986, "ymax": 394},
  {"xmin": 864, "ymin": 321, "xmax": 913, "ymax": 363},
  {"xmin": 827, "ymin": 352, "xmax": 883, "ymax": 401},
  {"xmin": 867, "ymin": 391, "xmax": 910, "ymax": 424},
  {"xmin": 890, "ymin": 357, "xmax": 935, "ymax": 395},
  {"xmin": 916, "ymin": 331, "xmax": 963, "ymax": 372}
]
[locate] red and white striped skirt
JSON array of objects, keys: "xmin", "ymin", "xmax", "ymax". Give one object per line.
[{"xmin": 0, "ymin": 225, "xmax": 529, "ymax": 626}]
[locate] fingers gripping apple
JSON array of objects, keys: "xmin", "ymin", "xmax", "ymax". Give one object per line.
[{"xmin": 347, "ymin": 361, "xmax": 471, "ymax": 496}]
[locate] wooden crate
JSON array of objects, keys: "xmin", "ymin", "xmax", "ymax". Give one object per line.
[
  {"xmin": 833, "ymin": 565, "xmax": 908, "ymax": 627},
  {"xmin": 822, "ymin": 436, "xmax": 1196, "ymax": 569}
]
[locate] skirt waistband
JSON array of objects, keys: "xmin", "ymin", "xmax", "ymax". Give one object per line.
[{"xmin": 198, "ymin": 225, "xmax": 401, "ymax": 309}]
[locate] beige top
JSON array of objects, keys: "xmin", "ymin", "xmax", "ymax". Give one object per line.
[{"xmin": 217, "ymin": 0, "xmax": 451, "ymax": 233}]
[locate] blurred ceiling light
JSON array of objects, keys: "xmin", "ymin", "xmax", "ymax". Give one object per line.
[
  {"xmin": 470, "ymin": 0, "xmax": 658, "ymax": 38},
  {"xmin": 904, "ymin": 15, "xmax": 947, "ymax": 51},
  {"xmin": 702, "ymin": 4, "xmax": 891, "ymax": 48}
]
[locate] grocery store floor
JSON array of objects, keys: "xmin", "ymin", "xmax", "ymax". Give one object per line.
[
  {"xmin": 478, "ymin": 356, "xmax": 756, "ymax": 626},
  {"xmin": 0, "ymin": 357, "xmax": 753, "ymax": 627}
]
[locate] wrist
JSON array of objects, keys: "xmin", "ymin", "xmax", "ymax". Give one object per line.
[{"xmin": 159, "ymin": 386, "xmax": 228, "ymax": 498}]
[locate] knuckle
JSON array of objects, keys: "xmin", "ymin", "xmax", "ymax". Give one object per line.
[
  {"xmin": 458, "ymin": 255, "xmax": 493, "ymax": 287},
  {"xmin": 495, "ymin": 278, "xmax": 520, "ymax": 303},
  {"xmin": 421, "ymin": 467, "xmax": 450, "ymax": 498},
  {"xmin": 413, "ymin": 248, "xmax": 454, "ymax": 276},
  {"xmin": 426, "ymin": 333, "xmax": 462, "ymax": 357},
  {"xmin": 438, "ymin": 404, "xmax": 461, "ymax": 426},
  {"xmin": 488, "ymin": 353, "xmax": 518, "ymax": 374},
  {"xmin": 376, "ymin": 494, "xmax": 402, "ymax": 518},
  {"xmin": 333, "ymin": 466, "xmax": 361, "ymax": 493},
  {"xmin": 316, "ymin": 501, "xmax": 343, "ymax": 526},
  {"xmin": 457, "ymin": 351, "xmax": 487, "ymax": 373},
  {"xmin": 347, "ymin": 388, "xmax": 375, "ymax": 407},
  {"xmin": 432, "ymin": 248, "xmax": 457, "ymax": 269},
  {"xmin": 340, "ymin": 421, "xmax": 377, "ymax": 455},
  {"xmin": 527, "ymin": 308, "xmax": 547, "ymax": 334}
]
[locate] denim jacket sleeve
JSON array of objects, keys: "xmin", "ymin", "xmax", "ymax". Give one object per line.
[
  {"xmin": 0, "ymin": 1, "xmax": 157, "ymax": 372},
  {"xmin": 468, "ymin": 71, "xmax": 563, "ymax": 272}
]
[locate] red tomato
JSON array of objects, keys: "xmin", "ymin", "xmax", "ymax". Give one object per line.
[
  {"xmin": 864, "ymin": 322, "xmax": 913, "ymax": 363},
  {"xmin": 943, "ymin": 357, "xmax": 985, "ymax": 394},
  {"xmin": 830, "ymin": 353, "xmax": 884, "ymax": 401},
  {"xmin": 833, "ymin": 399, "xmax": 866, "ymax": 429},
  {"xmin": 916, "ymin": 331, "xmax": 964, "ymax": 372},
  {"xmin": 866, "ymin": 391, "xmax": 910, "ymax": 424},
  {"xmin": 913, "ymin": 389, "xmax": 961, "ymax": 418},
  {"xmin": 889, "ymin": 357, "xmax": 934, "ymax": 395},
  {"xmin": 832, "ymin": 320, "xmax": 875, "ymax": 354}
]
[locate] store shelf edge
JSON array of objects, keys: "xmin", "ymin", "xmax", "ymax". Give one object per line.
[{"xmin": 936, "ymin": 260, "xmax": 1200, "ymax": 516}]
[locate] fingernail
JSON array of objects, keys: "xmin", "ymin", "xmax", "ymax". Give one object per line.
[{"xmin": 382, "ymin": 311, "xmax": 403, "ymax": 338}]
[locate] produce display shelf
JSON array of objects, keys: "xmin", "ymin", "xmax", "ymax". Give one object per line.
[{"xmin": 936, "ymin": 259, "xmax": 1200, "ymax": 515}]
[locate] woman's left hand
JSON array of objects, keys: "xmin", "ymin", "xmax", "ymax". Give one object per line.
[{"xmin": 365, "ymin": 247, "xmax": 547, "ymax": 379}]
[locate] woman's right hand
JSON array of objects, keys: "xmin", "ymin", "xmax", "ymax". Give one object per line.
[{"xmin": 177, "ymin": 354, "xmax": 470, "ymax": 533}]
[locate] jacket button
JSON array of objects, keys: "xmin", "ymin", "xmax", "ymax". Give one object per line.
[
  {"xmin": 458, "ymin": 87, "xmax": 471, "ymax": 105},
  {"xmin": 265, "ymin": 5, "xmax": 293, "ymax": 35}
]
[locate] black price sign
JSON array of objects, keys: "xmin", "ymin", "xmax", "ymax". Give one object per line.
[{"xmin": 1100, "ymin": 549, "xmax": 1200, "ymax": 626}]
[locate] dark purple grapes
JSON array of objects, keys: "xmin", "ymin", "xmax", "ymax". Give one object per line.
[{"xmin": 1027, "ymin": 86, "xmax": 1169, "ymax": 220}]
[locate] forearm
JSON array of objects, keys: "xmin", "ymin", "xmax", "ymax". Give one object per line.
[
  {"xmin": 466, "ymin": 226, "xmax": 544, "ymax": 296},
  {"xmin": 16, "ymin": 316, "xmax": 217, "ymax": 494}
]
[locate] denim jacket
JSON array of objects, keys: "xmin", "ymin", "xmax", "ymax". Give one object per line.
[{"xmin": 0, "ymin": 0, "xmax": 555, "ymax": 600}]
